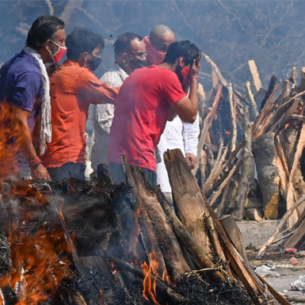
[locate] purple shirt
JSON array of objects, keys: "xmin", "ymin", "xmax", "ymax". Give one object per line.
[
  {"xmin": 0, "ymin": 50, "xmax": 44, "ymax": 113},
  {"xmin": 0, "ymin": 50, "xmax": 44, "ymax": 172}
]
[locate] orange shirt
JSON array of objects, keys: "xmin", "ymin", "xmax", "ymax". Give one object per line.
[{"xmin": 41, "ymin": 60, "xmax": 119, "ymax": 168}]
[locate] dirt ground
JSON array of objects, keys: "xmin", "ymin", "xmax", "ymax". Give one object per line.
[{"xmin": 238, "ymin": 220, "xmax": 305, "ymax": 304}]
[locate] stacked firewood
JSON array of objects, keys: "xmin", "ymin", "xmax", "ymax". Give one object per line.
[
  {"xmin": 0, "ymin": 155, "xmax": 291, "ymax": 305},
  {"xmin": 196, "ymin": 54, "xmax": 305, "ymax": 234}
]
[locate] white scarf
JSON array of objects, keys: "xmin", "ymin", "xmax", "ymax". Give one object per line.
[{"xmin": 24, "ymin": 47, "xmax": 52, "ymax": 155}]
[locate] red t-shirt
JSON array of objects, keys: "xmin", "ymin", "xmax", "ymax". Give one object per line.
[{"xmin": 107, "ymin": 65, "xmax": 186, "ymax": 171}]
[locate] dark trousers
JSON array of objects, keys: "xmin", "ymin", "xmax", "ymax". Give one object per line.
[
  {"xmin": 108, "ymin": 162, "xmax": 157, "ymax": 188},
  {"xmin": 47, "ymin": 162, "xmax": 86, "ymax": 181}
]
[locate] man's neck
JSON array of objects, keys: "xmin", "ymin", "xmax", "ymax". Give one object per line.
[{"xmin": 158, "ymin": 62, "xmax": 175, "ymax": 72}]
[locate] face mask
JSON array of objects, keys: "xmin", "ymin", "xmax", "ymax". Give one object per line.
[
  {"xmin": 88, "ymin": 55, "xmax": 102, "ymax": 71},
  {"xmin": 50, "ymin": 40, "xmax": 67, "ymax": 63},
  {"xmin": 128, "ymin": 58, "xmax": 147, "ymax": 70},
  {"xmin": 180, "ymin": 66, "xmax": 191, "ymax": 86},
  {"xmin": 143, "ymin": 36, "xmax": 166, "ymax": 65}
]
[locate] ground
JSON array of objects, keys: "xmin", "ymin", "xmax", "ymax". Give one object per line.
[{"xmin": 238, "ymin": 220, "xmax": 305, "ymax": 304}]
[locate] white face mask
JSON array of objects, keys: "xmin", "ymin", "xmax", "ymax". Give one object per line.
[{"xmin": 49, "ymin": 40, "xmax": 67, "ymax": 63}]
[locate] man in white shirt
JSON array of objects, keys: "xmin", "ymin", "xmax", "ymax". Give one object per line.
[
  {"xmin": 144, "ymin": 25, "xmax": 199, "ymax": 204},
  {"xmin": 89, "ymin": 32, "xmax": 147, "ymax": 171}
]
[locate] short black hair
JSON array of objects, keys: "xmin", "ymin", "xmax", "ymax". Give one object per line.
[
  {"xmin": 114, "ymin": 32, "xmax": 143, "ymax": 57},
  {"xmin": 164, "ymin": 40, "xmax": 200, "ymax": 66},
  {"xmin": 26, "ymin": 16, "xmax": 65, "ymax": 49},
  {"xmin": 66, "ymin": 27, "xmax": 105, "ymax": 61}
]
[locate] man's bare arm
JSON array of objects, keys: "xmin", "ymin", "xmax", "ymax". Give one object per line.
[{"xmin": 12, "ymin": 105, "xmax": 51, "ymax": 181}]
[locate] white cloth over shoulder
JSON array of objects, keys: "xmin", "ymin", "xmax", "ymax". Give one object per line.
[
  {"xmin": 156, "ymin": 113, "xmax": 199, "ymax": 193},
  {"xmin": 24, "ymin": 47, "xmax": 51, "ymax": 155},
  {"xmin": 89, "ymin": 64, "xmax": 128, "ymax": 170}
]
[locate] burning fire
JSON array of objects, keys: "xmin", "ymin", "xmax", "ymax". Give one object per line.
[
  {"xmin": 0, "ymin": 225, "xmax": 72, "ymax": 304},
  {"xmin": 225, "ymin": 130, "xmax": 231, "ymax": 136},
  {"xmin": 0, "ymin": 101, "xmax": 25, "ymax": 179},
  {"xmin": 141, "ymin": 252, "xmax": 160, "ymax": 305}
]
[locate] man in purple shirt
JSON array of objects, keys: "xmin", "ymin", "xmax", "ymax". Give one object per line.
[{"xmin": 0, "ymin": 16, "xmax": 66, "ymax": 181}]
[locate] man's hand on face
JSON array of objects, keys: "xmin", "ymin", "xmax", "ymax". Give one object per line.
[
  {"xmin": 190, "ymin": 55, "xmax": 201, "ymax": 79},
  {"xmin": 31, "ymin": 164, "xmax": 51, "ymax": 181},
  {"xmin": 185, "ymin": 153, "xmax": 197, "ymax": 170}
]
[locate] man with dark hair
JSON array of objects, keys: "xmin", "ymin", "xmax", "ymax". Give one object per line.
[
  {"xmin": 41, "ymin": 27, "xmax": 119, "ymax": 181},
  {"xmin": 88, "ymin": 32, "xmax": 146, "ymax": 171},
  {"xmin": 145, "ymin": 25, "xmax": 200, "ymax": 206},
  {"xmin": 107, "ymin": 40, "xmax": 200, "ymax": 186},
  {"xmin": 0, "ymin": 15, "xmax": 66, "ymax": 181}
]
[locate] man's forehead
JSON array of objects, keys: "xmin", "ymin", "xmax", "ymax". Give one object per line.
[{"xmin": 130, "ymin": 38, "xmax": 146, "ymax": 52}]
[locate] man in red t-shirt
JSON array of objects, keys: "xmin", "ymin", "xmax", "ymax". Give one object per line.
[{"xmin": 107, "ymin": 40, "xmax": 200, "ymax": 186}]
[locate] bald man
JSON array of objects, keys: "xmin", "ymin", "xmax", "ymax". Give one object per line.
[
  {"xmin": 144, "ymin": 25, "xmax": 200, "ymax": 205},
  {"xmin": 144, "ymin": 25, "xmax": 175, "ymax": 65}
]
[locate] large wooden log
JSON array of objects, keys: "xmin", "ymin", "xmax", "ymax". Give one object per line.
[
  {"xmin": 232, "ymin": 106, "xmax": 252, "ymax": 220},
  {"xmin": 155, "ymin": 187, "xmax": 227, "ymax": 282},
  {"xmin": 164, "ymin": 149, "xmax": 280, "ymax": 305},
  {"xmin": 280, "ymin": 125, "xmax": 305, "ymax": 215},
  {"xmin": 252, "ymin": 132, "xmax": 280, "ymax": 219},
  {"xmin": 121, "ymin": 157, "xmax": 167, "ymax": 277},
  {"xmin": 164, "ymin": 149, "xmax": 212, "ymax": 256},
  {"xmin": 130, "ymin": 167, "xmax": 190, "ymax": 282}
]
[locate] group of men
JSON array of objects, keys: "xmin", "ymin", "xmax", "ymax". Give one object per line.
[{"xmin": 0, "ymin": 15, "xmax": 201, "ymax": 200}]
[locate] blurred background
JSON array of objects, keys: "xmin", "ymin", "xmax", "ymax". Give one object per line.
[{"xmin": 0, "ymin": 0, "xmax": 305, "ymax": 90}]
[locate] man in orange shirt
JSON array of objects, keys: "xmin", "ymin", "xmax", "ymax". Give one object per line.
[{"xmin": 41, "ymin": 28, "xmax": 119, "ymax": 181}]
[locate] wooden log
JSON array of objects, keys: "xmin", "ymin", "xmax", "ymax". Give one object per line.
[
  {"xmin": 280, "ymin": 125, "xmax": 305, "ymax": 216},
  {"xmin": 245, "ymin": 81, "xmax": 258, "ymax": 121},
  {"xmin": 248, "ymin": 60, "xmax": 263, "ymax": 92},
  {"xmin": 121, "ymin": 157, "xmax": 167, "ymax": 277},
  {"xmin": 260, "ymin": 75, "xmax": 278, "ymax": 111},
  {"xmin": 298, "ymin": 67, "xmax": 305, "ymax": 93},
  {"xmin": 279, "ymin": 79, "xmax": 289, "ymax": 106},
  {"xmin": 232, "ymin": 106, "xmax": 252, "ymax": 220},
  {"xmin": 164, "ymin": 149, "xmax": 213, "ymax": 256},
  {"xmin": 284, "ymin": 217, "xmax": 305, "ymax": 249},
  {"xmin": 245, "ymin": 208, "xmax": 263, "ymax": 222},
  {"xmin": 228, "ymin": 83, "xmax": 237, "ymax": 153},
  {"xmin": 220, "ymin": 216, "xmax": 290, "ymax": 305},
  {"xmin": 252, "ymin": 133, "xmax": 280, "ymax": 219},
  {"xmin": 196, "ymin": 85, "xmax": 223, "ymax": 170},
  {"xmin": 155, "ymin": 187, "xmax": 227, "ymax": 282},
  {"xmin": 130, "ymin": 167, "xmax": 191, "ymax": 282},
  {"xmin": 217, "ymin": 178, "xmax": 238, "ymax": 217},
  {"xmin": 209, "ymin": 159, "xmax": 242, "ymax": 208},
  {"xmin": 257, "ymin": 194, "xmax": 305, "ymax": 258}
]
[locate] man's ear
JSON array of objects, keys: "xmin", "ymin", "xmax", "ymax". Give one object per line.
[{"xmin": 176, "ymin": 57, "xmax": 185, "ymax": 67}]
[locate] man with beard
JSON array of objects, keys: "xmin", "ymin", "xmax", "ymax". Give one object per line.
[
  {"xmin": 88, "ymin": 32, "xmax": 146, "ymax": 172},
  {"xmin": 108, "ymin": 40, "xmax": 200, "ymax": 187},
  {"xmin": 0, "ymin": 15, "xmax": 66, "ymax": 181},
  {"xmin": 41, "ymin": 27, "xmax": 119, "ymax": 181},
  {"xmin": 144, "ymin": 25, "xmax": 199, "ymax": 205}
]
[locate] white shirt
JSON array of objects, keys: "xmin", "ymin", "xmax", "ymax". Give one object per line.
[
  {"xmin": 156, "ymin": 114, "xmax": 199, "ymax": 192},
  {"xmin": 89, "ymin": 64, "xmax": 128, "ymax": 170}
]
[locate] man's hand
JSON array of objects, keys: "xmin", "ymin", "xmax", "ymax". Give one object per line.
[
  {"xmin": 31, "ymin": 164, "xmax": 51, "ymax": 181},
  {"xmin": 185, "ymin": 153, "xmax": 197, "ymax": 170},
  {"xmin": 190, "ymin": 54, "xmax": 201, "ymax": 79}
]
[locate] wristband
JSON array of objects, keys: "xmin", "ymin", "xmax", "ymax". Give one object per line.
[
  {"xmin": 29, "ymin": 157, "xmax": 42, "ymax": 169},
  {"xmin": 191, "ymin": 77, "xmax": 198, "ymax": 80}
]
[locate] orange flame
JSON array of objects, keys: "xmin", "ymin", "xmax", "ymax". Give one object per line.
[
  {"xmin": 99, "ymin": 289, "xmax": 104, "ymax": 305},
  {"xmin": 141, "ymin": 252, "xmax": 161, "ymax": 305},
  {"xmin": 285, "ymin": 123, "xmax": 290, "ymax": 129},
  {"xmin": 0, "ymin": 225, "xmax": 72, "ymax": 304},
  {"xmin": 0, "ymin": 101, "xmax": 30, "ymax": 179},
  {"xmin": 225, "ymin": 130, "xmax": 231, "ymax": 136}
]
